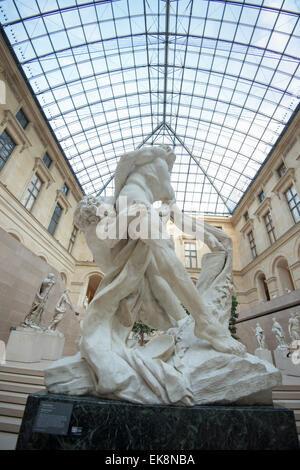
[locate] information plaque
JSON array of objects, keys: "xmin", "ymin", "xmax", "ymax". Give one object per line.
[{"xmin": 33, "ymin": 401, "xmax": 73, "ymax": 436}]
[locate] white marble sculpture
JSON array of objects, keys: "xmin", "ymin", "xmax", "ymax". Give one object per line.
[
  {"xmin": 272, "ymin": 318, "xmax": 288, "ymax": 350},
  {"xmin": 47, "ymin": 289, "xmax": 73, "ymax": 336},
  {"xmin": 254, "ymin": 323, "xmax": 266, "ymax": 349},
  {"xmin": 288, "ymin": 312, "xmax": 300, "ymax": 341},
  {"xmin": 21, "ymin": 273, "xmax": 56, "ymax": 330},
  {"xmin": 45, "ymin": 146, "xmax": 281, "ymax": 405}
]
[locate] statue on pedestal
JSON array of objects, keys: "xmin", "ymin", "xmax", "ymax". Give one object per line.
[
  {"xmin": 45, "ymin": 146, "xmax": 281, "ymax": 406},
  {"xmin": 254, "ymin": 323, "xmax": 266, "ymax": 349},
  {"xmin": 272, "ymin": 318, "xmax": 288, "ymax": 350},
  {"xmin": 288, "ymin": 312, "xmax": 300, "ymax": 342},
  {"xmin": 47, "ymin": 289, "xmax": 74, "ymax": 336},
  {"xmin": 21, "ymin": 273, "xmax": 56, "ymax": 330}
]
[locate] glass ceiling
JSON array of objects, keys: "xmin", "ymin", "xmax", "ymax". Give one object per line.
[{"xmin": 0, "ymin": 0, "xmax": 299, "ymax": 215}]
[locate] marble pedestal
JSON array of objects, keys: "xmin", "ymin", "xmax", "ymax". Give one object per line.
[
  {"xmin": 16, "ymin": 392, "xmax": 299, "ymax": 450},
  {"xmin": 42, "ymin": 333, "xmax": 65, "ymax": 361},
  {"xmin": 274, "ymin": 347, "xmax": 300, "ymax": 385},
  {"xmin": 6, "ymin": 329, "xmax": 43, "ymax": 363},
  {"xmin": 255, "ymin": 348, "xmax": 274, "ymax": 365},
  {"xmin": 274, "ymin": 348, "xmax": 300, "ymax": 376}
]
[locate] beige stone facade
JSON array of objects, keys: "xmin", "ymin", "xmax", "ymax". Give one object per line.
[{"xmin": 0, "ymin": 33, "xmax": 299, "ymax": 355}]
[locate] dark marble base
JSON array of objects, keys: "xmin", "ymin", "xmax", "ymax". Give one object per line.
[{"xmin": 16, "ymin": 391, "xmax": 299, "ymax": 450}]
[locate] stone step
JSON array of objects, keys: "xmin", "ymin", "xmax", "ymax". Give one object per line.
[
  {"xmin": 0, "ymin": 380, "xmax": 45, "ymax": 395},
  {"xmin": 0, "ymin": 364, "xmax": 45, "ymax": 377},
  {"xmin": 0, "ymin": 390, "xmax": 28, "ymax": 405},
  {"xmin": 273, "ymin": 385, "xmax": 300, "ymax": 391},
  {"xmin": 272, "ymin": 391, "xmax": 300, "ymax": 400},
  {"xmin": 0, "ymin": 416, "xmax": 21, "ymax": 434},
  {"xmin": 0, "ymin": 431, "xmax": 18, "ymax": 451},
  {"xmin": 273, "ymin": 400, "xmax": 300, "ymax": 409},
  {"xmin": 0, "ymin": 402, "xmax": 24, "ymax": 418},
  {"xmin": 0, "ymin": 371, "xmax": 44, "ymax": 386}
]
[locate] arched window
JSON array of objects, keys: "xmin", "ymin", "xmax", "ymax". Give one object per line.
[
  {"xmin": 8, "ymin": 232, "xmax": 21, "ymax": 243},
  {"xmin": 275, "ymin": 258, "xmax": 295, "ymax": 294},
  {"xmin": 256, "ymin": 272, "xmax": 270, "ymax": 302},
  {"xmin": 85, "ymin": 274, "xmax": 103, "ymax": 303}
]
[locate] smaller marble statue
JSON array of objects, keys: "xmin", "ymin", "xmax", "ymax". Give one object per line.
[
  {"xmin": 288, "ymin": 312, "xmax": 300, "ymax": 342},
  {"xmin": 48, "ymin": 289, "xmax": 74, "ymax": 335},
  {"xmin": 254, "ymin": 322, "xmax": 265, "ymax": 349},
  {"xmin": 21, "ymin": 273, "xmax": 56, "ymax": 329},
  {"xmin": 272, "ymin": 318, "xmax": 288, "ymax": 350}
]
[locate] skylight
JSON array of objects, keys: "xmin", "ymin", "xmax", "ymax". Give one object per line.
[{"xmin": 1, "ymin": 0, "xmax": 299, "ymax": 215}]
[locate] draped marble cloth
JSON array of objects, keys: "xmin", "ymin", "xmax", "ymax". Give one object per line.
[{"xmin": 78, "ymin": 202, "xmax": 233, "ymax": 406}]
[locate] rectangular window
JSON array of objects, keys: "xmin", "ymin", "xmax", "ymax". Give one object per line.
[
  {"xmin": 68, "ymin": 226, "xmax": 78, "ymax": 254},
  {"xmin": 48, "ymin": 203, "xmax": 63, "ymax": 236},
  {"xmin": 263, "ymin": 211, "xmax": 276, "ymax": 245},
  {"xmin": 23, "ymin": 174, "xmax": 42, "ymax": 211},
  {"xmin": 285, "ymin": 185, "xmax": 300, "ymax": 223},
  {"xmin": 184, "ymin": 242, "xmax": 198, "ymax": 268},
  {"xmin": 247, "ymin": 230, "xmax": 257, "ymax": 259},
  {"xmin": 62, "ymin": 183, "xmax": 69, "ymax": 196},
  {"xmin": 277, "ymin": 162, "xmax": 286, "ymax": 178},
  {"xmin": 258, "ymin": 190, "xmax": 265, "ymax": 203},
  {"xmin": 16, "ymin": 108, "xmax": 29, "ymax": 129},
  {"xmin": 0, "ymin": 129, "xmax": 16, "ymax": 170},
  {"xmin": 43, "ymin": 152, "xmax": 52, "ymax": 169}
]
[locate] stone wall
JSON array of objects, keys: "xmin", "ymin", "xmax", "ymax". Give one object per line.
[{"xmin": 0, "ymin": 227, "xmax": 81, "ymax": 357}]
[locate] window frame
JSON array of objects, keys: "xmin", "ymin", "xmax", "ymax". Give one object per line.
[
  {"xmin": 0, "ymin": 129, "xmax": 16, "ymax": 171},
  {"xmin": 23, "ymin": 173, "xmax": 43, "ymax": 212},
  {"xmin": 263, "ymin": 210, "xmax": 276, "ymax": 246},
  {"xmin": 15, "ymin": 108, "xmax": 29, "ymax": 129},
  {"xmin": 247, "ymin": 230, "xmax": 257, "ymax": 259},
  {"xmin": 184, "ymin": 241, "xmax": 198, "ymax": 269},
  {"xmin": 48, "ymin": 202, "xmax": 63, "ymax": 236},
  {"xmin": 285, "ymin": 184, "xmax": 300, "ymax": 224}
]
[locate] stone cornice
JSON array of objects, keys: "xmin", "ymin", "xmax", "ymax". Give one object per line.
[
  {"xmin": 33, "ymin": 157, "xmax": 55, "ymax": 189},
  {"xmin": 55, "ymin": 189, "xmax": 71, "ymax": 213},
  {"xmin": 271, "ymin": 168, "xmax": 296, "ymax": 199},
  {"xmin": 240, "ymin": 218, "xmax": 254, "ymax": 236},
  {"xmin": 0, "ymin": 109, "xmax": 31, "ymax": 152},
  {"xmin": 253, "ymin": 197, "xmax": 272, "ymax": 221}
]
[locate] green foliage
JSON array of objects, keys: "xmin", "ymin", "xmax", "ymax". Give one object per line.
[
  {"xmin": 132, "ymin": 322, "xmax": 155, "ymax": 346},
  {"xmin": 229, "ymin": 294, "xmax": 239, "ymax": 340}
]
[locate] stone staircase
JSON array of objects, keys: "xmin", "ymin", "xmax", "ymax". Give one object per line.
[
  {"xmin": 0, "ymin": 362, "xmax": 46, "ymax": 448},
  {"xmin": 0, "ymin": 362, "xmax": 299, "ymax": 449},
  {"xmin": 272, "ymin": 385, "xmax": 300, "ymax": 443}
]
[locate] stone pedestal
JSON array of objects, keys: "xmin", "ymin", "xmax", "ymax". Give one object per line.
[
  {"xmin": 16, "ymin": 392, "xmax": 299, "ymax": 450},
  {"xmin": 274, "ymin": 348, "xmax": 300, "ymax": 376},
  {"xmin": 42, "ymin": 333, "xmax": 65, "ymax": 361},
  {"xmin": 255, "ymin": 348, "xmax": 274, "ymax": 365},
  {"xmin": 6, "ymin": 329, "xmax": 43, "ymax": 363},
  {"xmin": 274, "ymin": 347, "xmax": 300, "ymax": 385}
]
